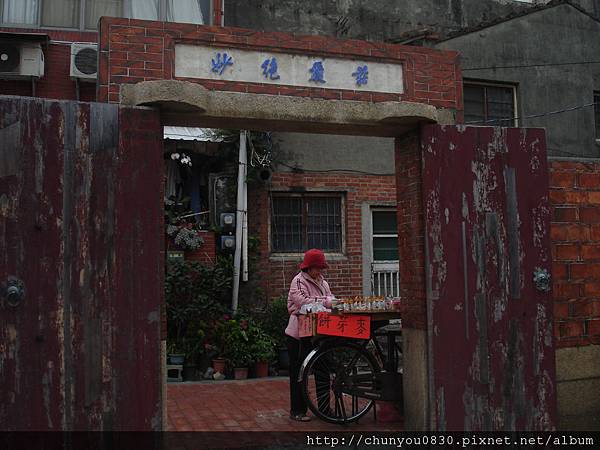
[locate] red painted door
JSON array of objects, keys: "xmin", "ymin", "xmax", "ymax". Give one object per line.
[
  {"xmin": 0, "ymin": 97, "xmax": 163, "ymax": 430},
  {"xmin": 422, "ymin": 125, "xmax": 556, "ymax": 430}
]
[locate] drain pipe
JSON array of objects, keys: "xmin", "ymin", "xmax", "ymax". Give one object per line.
[
  {"xmin": 242, "ymin": 146, "xmax": 249, "ymax": 283},
  {"xmin": 232, "ymin": 130, "xmax": 247, "ymax": 312}
]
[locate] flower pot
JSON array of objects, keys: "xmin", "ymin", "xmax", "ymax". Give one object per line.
[
  {"xmin": 254, "ymin": 360, "xmax": 269, "ymax": 378},
  {"xmin": 168, "ymin": 353, "xmax": 185, "ymax": 365},
  {"xmin": 212, "ymin": 357, "xmax": 226, "ymax": 374},
  {"xmin": 233, "ymin": 367, "xmax": 248, "ymax": 380}
]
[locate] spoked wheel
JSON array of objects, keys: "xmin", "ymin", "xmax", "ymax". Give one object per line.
[{"xmin": 301, "ymin": 342, "xmax": 380, "ymax": 424}]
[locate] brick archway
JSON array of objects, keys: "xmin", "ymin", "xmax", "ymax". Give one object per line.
[{"xmin": 98, "ymin": 17, "xmax": 465, "ymax": 430}]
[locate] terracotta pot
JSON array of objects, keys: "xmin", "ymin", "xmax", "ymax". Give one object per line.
[
  {"xmin": 212, "ymin": 357, "xmax": 226, "ymax": 374},
  {"xmin": 254, "ymin": 360, "xmax": 269, "ymax": 378},
  {"xmin": 233, "ymin": 367, "xmax": 248, "ymax": 380}
]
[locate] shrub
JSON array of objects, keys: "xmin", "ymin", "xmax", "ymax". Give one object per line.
[{"xmin": 165, "ymin": 258, "xmax": 233, "ymax": 363}]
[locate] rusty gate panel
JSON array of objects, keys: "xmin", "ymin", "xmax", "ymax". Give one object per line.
[
  {"xmin": 422, "ymin": 125, "xmax": 556, "ymax": 431},
  {"xmin": 0, "ymin": 96, "xmax": 163, "ymax": 430}
]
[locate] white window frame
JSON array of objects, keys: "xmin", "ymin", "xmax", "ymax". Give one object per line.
[
  {"xmin": 370, "ymin": 207, "xmax": 398, "ymax": 264},
  {"xmin": 0, "ymin": 0, "xmax": 214, "ymax": 31},
  {"xmin": 369, "ymin": 207, "xmax": 399, "ymax": 298},
  {"xmin": 464, "ymin": 80, "xmax": 518, "ymax": 127}
]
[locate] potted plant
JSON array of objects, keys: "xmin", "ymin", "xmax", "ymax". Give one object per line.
[
  {"xmin": 248, "ymin": 326, "xmax": 276, "ymax": 378},
  {"xmin": 222, "ymin": 319, "xmax": 253, "ymax": 379},
  {"xmin": 164, "ymin": 194, "xmax": 205, "ymax": 254},
  {"xmin": 260, "ymin": 296, "xmax": 290, "ymax": 370},
  {"xmin": 165, "ymin": 260, "xmax": 232, "ymax": 377},
  {"xmin": 210, "ymin": 316, "xmax": 231, "ymax": 374},
  {"xmin": 167, "ymin": 340, "xmax": 185, "ymax": 365}
]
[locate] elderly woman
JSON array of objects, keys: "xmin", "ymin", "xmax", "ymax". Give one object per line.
[{"xmin": 285, "ymin": 248, "xmax": 335, "ymax": 422}]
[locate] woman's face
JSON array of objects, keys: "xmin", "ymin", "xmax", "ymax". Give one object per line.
[{"xmin": 307, "ymin": 267, "xmax": 323, "ymax": 280}]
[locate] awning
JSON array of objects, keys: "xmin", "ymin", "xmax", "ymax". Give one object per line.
[{"xmin": 163, "ymin": 126, "xmax": 223, "ymax": 142}]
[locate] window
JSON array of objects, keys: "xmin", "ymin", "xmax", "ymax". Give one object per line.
[
  {"xmin": 41, "ymin": 0, "xmax": 79, "ymax": 28},
  {"xmin": 271, "ymin": 194, "xmax": 343, "ymax": 253},
  {"xmin": 464, "ymin": 82, "xmax": 516, "ymax": 126},
  {"xmin": 371, "ymin": 210, "xmax": 398, "ymax": 261},
  {"xmin": 1, "ymin": 0, "xmax": 212, "ymax": 30},
  {"xmin": 370, "ymin": 208, "xmax": 399, "ymax": 297},
  {"xmin": 595, "ymin": 91, "xmax": 600, "ymax": 140}
]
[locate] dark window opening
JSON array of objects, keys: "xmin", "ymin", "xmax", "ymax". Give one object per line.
[
  {"xmin": 271, "ymin": 194, "xmax": 343, "ymax": 253},
  {"xmin": 372, "ymin": 210, "xmax": 398, "ymax": 261},
  {"xmin": 464, "ymin": 82, "xmax": 516, "ymax": 126}
]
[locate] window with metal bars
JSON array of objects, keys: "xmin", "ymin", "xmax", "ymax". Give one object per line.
[
  {"xmin": 464, "ymin": 82, "xmax": 516, "ymax": 126},
  {"xmin": 271, "ymin": 193, "xmax": 343, "ymax": 253},
  {"xmin": 594, "ymin": 91, "xmax": 600, "ymax": 140}
]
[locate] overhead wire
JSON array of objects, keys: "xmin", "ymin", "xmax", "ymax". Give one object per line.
[
  {"xmin": 465, "ymin": 101, "xmax": 598, "ymax": 125},
  {"xmin": 463, "ymin": 60, "xmax": 600, "ymax": 71},
  {"xmin": 276, "ymin": 161, "xmax": 395, "ymax": 176}
]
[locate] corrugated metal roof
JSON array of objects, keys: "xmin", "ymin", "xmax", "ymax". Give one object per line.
[{"xmin": 163, "ymin": 126, "xmax": 223, "ymax": 142}]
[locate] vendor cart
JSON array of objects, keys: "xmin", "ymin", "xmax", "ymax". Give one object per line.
[{"xmin": 297, "ymin": 309, "xmax": 403, "ymax": 424}]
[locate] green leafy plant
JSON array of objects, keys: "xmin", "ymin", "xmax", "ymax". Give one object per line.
[
  {"xmin": 248, "ymin": 326, "xmax": 276, "ymax": 362},
  {"xmin": 165, "ymin": 259, "xmax": 233, "ymax": 363},
  {"xmin": 258, "ymin": 296, "xmax": 289, "ymax": 349},
  {"xmin": 221, "ymin": 319, "xmax": 253, "ymax": 368}
]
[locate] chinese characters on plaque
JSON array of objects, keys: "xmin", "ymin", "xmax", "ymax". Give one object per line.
[
  {"xmin": 209, "ymin": 52, "xmax": 370, "ymax": 87},
  {"xmin": 211, "ymin": 52, "xmax": 233, "ymax": 75}
]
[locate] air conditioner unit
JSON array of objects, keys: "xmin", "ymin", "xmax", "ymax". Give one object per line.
[
  {"xmin": 70, "ymin": 43, "xmax": 98, "ymax": 81},
  {"xmin": 0, "ymin": 42, "xmax": 44, "ymax": 78}
]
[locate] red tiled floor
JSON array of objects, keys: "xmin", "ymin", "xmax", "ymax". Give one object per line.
[{"xmin": 167, "ymin": 377, "xmax": 403, "ymax": 432}]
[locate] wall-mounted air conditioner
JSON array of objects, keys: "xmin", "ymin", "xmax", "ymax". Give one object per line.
[
  {"xmin": 70, "ymin": 43, "xmax": 98, "ymax": 81},
  {"xmin": 0, "ymin": 42, "xmax": 45, "ymax": 79}
]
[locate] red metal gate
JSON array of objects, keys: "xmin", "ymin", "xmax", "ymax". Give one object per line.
[
  {"xmin": 0, "ymin": 96, "xmax": 163, "ymax": 430},
  {"xmin": 422, "ymin": 125, "xmax": 556, "ymax": 430}
]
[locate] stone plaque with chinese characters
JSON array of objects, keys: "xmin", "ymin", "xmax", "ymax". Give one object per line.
[
  {"xmin": 175, "ymin": 45, "xmax": 404, "ymax": 94},
  {"xmin": 315, "ymin": 313, "xmax": 371, "ymax": 339}
]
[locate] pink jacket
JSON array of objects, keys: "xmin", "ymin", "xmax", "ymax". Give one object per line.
[{"xmin": 285, "ymin": 271, "xmax": 334, "ymax": 339}]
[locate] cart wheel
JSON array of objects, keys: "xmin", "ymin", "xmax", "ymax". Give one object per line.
[{"xmin": 301, "ymin": 342, "xmax": 380, "ymax": 424}]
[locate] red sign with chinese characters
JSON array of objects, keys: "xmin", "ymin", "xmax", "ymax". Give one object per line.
[
  {"xmin": 298, "ymin": 314, "xmax": 315, "ymax": 338},
  {"xmin": 315, "ymin": 313, "xmax": 370, "ymax": 339}
]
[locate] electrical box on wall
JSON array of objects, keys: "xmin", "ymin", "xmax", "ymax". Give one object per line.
[
  {"xmin": 220, "ymin": 212, "xmax": 235, "ymax": 230},
  {"xmin": 0, "ymin": 42, "xmax": 44, "ymax": 79},
  {"xmin": 70, "ymin": 43, "xmax": 98, "ymax": 81},
  {"xmin": 220, "ymin": 236, "xmax": 235, "ymax": 253}
]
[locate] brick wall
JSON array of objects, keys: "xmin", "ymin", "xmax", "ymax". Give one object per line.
[
  {"xmin": 186, "ymin": 230, "xmax": 217, "ymax": 265},
  {"xmin": 550, "ymin": 159, "xmax": 600, "ymax": 348},
  {"xmin": 248, "ymin": 172, "xmax": 397, "ymax": 300},
  {"xmin": 0, "ymin": 28, "xmax": 97, "ymax": 101},
  {"xmin": 395, "ymin": 131, "xmax": 426, "ymax": 330},
  {"xmin": 98, "ymin": 17, "xmax": 462, "ymax": 110}
]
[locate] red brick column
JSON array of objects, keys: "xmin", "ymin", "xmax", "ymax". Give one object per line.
[
  {"xmin": 550, "ymin": 160, "xmax": 600, "ymax": 347},
  {"xmin": 395, "ymin": 131, "xmax": 426, "ymax": 329}
]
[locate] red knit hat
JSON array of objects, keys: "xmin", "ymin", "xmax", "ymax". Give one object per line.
[{"xmin": 300, "ymin": 249, "xmax": 328, "ymax": 270}]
